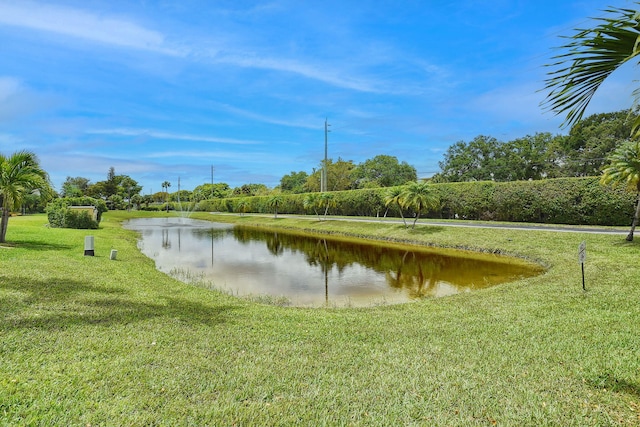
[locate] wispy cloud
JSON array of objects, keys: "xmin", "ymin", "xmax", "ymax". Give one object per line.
[
  {"xmin": 0, "ymin": 1, "xmax": 181, "ymax": 55},
  {"xmin": 87, "ymin": 128, "xmax": 261, "ymax": 145},
  {"xmin": 213, "ymin": 102, "xmax": 320, "ymax": 130}
]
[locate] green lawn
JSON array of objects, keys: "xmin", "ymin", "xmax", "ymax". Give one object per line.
[{"xmin": 1, "ymin": 212, "xmax": 639, "ymax": 426}]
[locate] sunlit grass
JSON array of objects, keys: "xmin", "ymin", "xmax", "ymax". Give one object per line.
[{"xmin": 1, "ymin": 212, "xmax": 639, "ymax": 425}]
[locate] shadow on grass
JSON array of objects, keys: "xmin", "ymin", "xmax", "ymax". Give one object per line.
[
  {"xmin": 405, "ymin": 225, "xmax": 447, "ymax": 235},
  {"xmin": 0, "ymin": 276, "xmax": 239, "ymax": 330},
  {"xmin": 2, "ymin": 240, "xmax": 74, "ymax": 251},
  {"xmin": 588, "ymin": 373, "xmax": 640, "ymax": 398}
]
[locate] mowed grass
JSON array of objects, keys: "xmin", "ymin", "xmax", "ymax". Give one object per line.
[{"xmin": 1, "ymin": 211, "xmax": 639, "ymax": 426}]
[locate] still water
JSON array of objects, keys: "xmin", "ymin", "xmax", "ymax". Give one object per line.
[{"xmin": 125, "ymin": 217, "xmax": 543, "ymax": 307}]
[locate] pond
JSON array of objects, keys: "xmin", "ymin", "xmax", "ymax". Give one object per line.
[{"xmin": 124, "ymin": 217, "xmax": 543, "ymax": 308}]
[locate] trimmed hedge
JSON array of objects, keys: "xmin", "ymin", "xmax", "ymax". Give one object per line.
[
  {"xmin": 46, "ymin": 197, "xmax": 108, "ymax": 229},
  {"xmin": 195, "ymin": 177, "xmax": 637, "ymax": 226}
]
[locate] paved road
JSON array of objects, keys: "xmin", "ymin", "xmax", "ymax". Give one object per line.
[{"xmin": 211, "ymin": 212, "xmax": 629, "ymax": 235}]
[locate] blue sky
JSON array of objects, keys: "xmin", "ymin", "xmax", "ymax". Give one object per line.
[{"xmin": 1, "ymin": 0, "xmax": 637, "ymax": 193}]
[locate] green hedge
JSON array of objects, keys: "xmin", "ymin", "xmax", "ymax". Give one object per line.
[
  {"xmin": 46, "ymin": 197, "xmax": 108, "ymax": 229},
  {"xmin": 195, "ymin": 177, "xmax": 636, "ymax": 226}
]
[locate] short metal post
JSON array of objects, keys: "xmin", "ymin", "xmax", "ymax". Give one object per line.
[{"xmin": 84, "ymin": 236, "xmax": 95, "ymax": 256}]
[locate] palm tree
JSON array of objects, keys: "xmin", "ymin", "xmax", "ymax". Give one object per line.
[
  {"xmin": 400, "ymin": 182, "xmax": 439, "ymax": 229},
  {"xmin": 319, "ymin": 193, "xmax": 336, "ymax": 220},
  {"xmin": 0, "ymin": 150, "xmax": 51, "ymax": 243},
  {"xmin": 601, "ymin": 140, "xmax": 640, "ymax": 241},
  {"xmin": 384, "ymin": 186, "xmax": 408, "ymax": 228},
  {"xmin": 266, "ymin": 194, "xmax": 283, "ymax": 219},
  {"xmin": 304, "ymin": 193, "xmax": 321, "ymax": 220},
  {"xmin": 542, "ymin": 5, "xmax": 640, "ymax": 134},
  {"xmin": 161, "ymin": 181, "xmax": 171, "ymax": 212}
]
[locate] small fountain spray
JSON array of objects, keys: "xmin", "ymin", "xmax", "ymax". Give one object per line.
[{"xmin": 176, "ymin": 176, "xmax": 196, "ymax": 221}]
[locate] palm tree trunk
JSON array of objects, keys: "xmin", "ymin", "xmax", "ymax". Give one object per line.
[
  {"xmin": 412, "ymin": 212, "xmax": 421, "ymax": 229},
  {"xmin": 397, "ymin": 202, "xmax": 407, "ymax": 228},
  {"xmin": 626, "ymin": 192, "xmax": 640, "ymax": 241},
  {"xmin": 0, "ymin": 207, "xmax": 9, "ymax": 243}
]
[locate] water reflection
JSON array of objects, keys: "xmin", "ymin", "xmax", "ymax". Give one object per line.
[{"xmin": 125, "ymin": 217, "xmax": 542, "ymax": 307}]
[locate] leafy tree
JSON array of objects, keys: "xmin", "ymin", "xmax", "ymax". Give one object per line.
[
  {"xmin": 437, "ymin": 136, "xmax": 504, "ymax": 182},
  {"xmin": 192, "ymin": 183, "xmax": 231, "ymax": 201},
  {"xmin": 130, "ymin": 194, "xmax": 143, "ymax": 210},
  {"xmin": 0, "ymin": 150, "xmax": 52, "ymax": 243},
  {"xmin": 118, "ymin": 175, "xmax": 142, "ymax": 210},
  {"xmin": 351, "ymin": 155, "xmax": 417, "ymax": 188},
  {"xmin": 542, "ymin": 4, "xmax": 640, "ymax": 135},
  {"xmin": 400, "ymin": 182, "xmax": 440, "ymax": 229},
  {"xmin": 601, "ymin": 140, "xmax": 640, "ymax": 240},
  {"xmin": 232, "ymin": 183, "xmax": 269, "ymax": 197},
  {"xmin": 305, "ymin": 158, "xmax": 356, "ymax": 192},
  {"xmin": 61, "ymin": 176, "xmax": 91, "ymax": 197},
  {"xmin": 280, "ymin": 171, "xmax": 309, "ymax": 194}
]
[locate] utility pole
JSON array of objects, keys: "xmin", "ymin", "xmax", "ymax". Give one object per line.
[
  {"xmin": 211, "ymin": 165, "xmax": 214, "ymax": 199},
  {"xmin": 322, "ymin": 118, "xmax": 330, "ymax": 192}
]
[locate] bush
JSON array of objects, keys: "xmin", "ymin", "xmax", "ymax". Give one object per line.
[{"xmin": 46, "ymin": 197, "xmax": 108, "ymax": 229}]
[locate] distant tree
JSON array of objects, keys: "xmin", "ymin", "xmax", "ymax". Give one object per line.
[
  {"xmin": 130, "ymin": 194, "xmax": 143, "ymax": 210},
  {"xmin": 280, "ymin": 171, "xmax": 309, "ymax": 194},
  {"xmin": 502, "ymin": 133, "xmax": 557, "ymax": 181},
  {"xmin": 305, "ymin": 158, "xmax": 356, "ymax": 192},
  {"xmin": 351, "ymin": 155, "xmax": 417, "ymax": 188},
  {"xmin": 601, "ymin": 140, "xmax": 640, "ymax": 241},
  {"xmin": 61, "ymin": 176, "xmax": 91, "ymax": 197},
  {"xmin": 161, "ymin": 181, "xmax": 171, "ymax": 212},
  {"xmin": 400, "ymin": 182, "xmax": 439, "ymax": 229},
  {"xmin": 118, "ymin": 175, "xmax": 141, "ymax": 210},
  {"xmin": 552, "ymin": 110, "xmax": 636, "ymax": 176},
  {"xmin": 232, "ymin": 183, "xmax": 269, "ymax": 197},
  {"xmin": 104, "ymin": 166, "xmax": 118, "ymax": 197},
  {"xmin": 0, "ymin": 150, "xmax": 52, "ymax": 243},
  {"xmin": 438, "ymin": 136, "xmax": 503, "ymax": 182},
  {"xmin": 192, "ymin": 183, "xmax": 231, "ymax": 201}
]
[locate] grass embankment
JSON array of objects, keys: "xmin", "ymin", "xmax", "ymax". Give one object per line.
[{"xmin": 1, "ymin": 212, "xmax": 639, "ymax": 426}]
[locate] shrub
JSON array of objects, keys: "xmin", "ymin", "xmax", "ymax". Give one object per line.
[{"xmin": 46, "ymin": 197, "xmax": 107, "ymax": 229}]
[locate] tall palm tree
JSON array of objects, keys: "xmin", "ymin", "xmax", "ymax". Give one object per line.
[
  {"xmin": 0, "ymin": 150, "xmax": 51, "ymax": 243},
  {"xmin": 542, "ymin": 4, "xmax": 640, "ymax": 134},
  {"xmin": 400, "ymin": 182, "xmax": 439, "ymax": 229},
  {"xmin": 384, "ymin": 186, "xmax": 408, "ymax": 228},
  {"xmin": 601, "ymin": 140, "xmax": 640, "ymax": 241},
  {"xmin": 161, "ymin": 181, "xmax": 171, "ymax": 212}
]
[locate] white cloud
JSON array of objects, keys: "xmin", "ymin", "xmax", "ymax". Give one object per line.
[
  {"xmin": 0, "ymin": 1, "xmax": 181, "ymax": 55},
  {"xmin": 87, "ymin": 128, "xmax": 261, "ymax": 145},
  {"xmin": 0, "ymin": 76, "xmax": 57, "ymax": 123}
]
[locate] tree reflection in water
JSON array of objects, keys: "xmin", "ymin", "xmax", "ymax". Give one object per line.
[{"xmin": 127, "ymin": 218, "xmax": 543, "ymax": 307}]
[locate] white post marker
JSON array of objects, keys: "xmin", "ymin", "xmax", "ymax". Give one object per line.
[{"xmin": 578, "ymin": 241, "xmax": 586, "ymax": 291}]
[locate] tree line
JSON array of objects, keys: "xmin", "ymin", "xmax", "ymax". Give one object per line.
[{"xmin": 433, "ymin": 109, "xmax": 637, "ymax": 183}]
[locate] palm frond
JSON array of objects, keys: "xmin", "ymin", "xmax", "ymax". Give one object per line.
[{"xmin": 543, "ymin": 5, "xmax": 640, "ymax": 129}]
